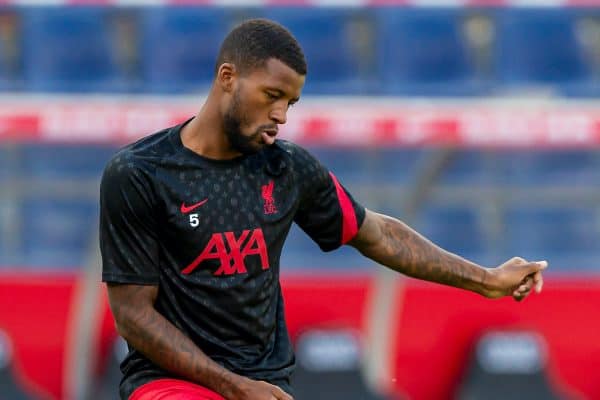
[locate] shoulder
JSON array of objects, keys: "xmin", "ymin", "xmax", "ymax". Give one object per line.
[
  {"xmin": 100, "ymin": 147, "xmax": 161, "ymax": 213},
  {"xmin": 271, "ymin": 140, "xmax": 323, "ymax": 171},
  {"xmin": 270, "ymin": 140, "xmax": 330, "ymax": 191},
  {"xmin": 273, "ymin": 139, "xmax": 311, "ymax": 159},
  {"xmin": 102, "ymin": 128, "xmax": 172, "ymax": 191}
]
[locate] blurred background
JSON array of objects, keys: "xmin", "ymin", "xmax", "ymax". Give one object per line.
[{"xmin": 1, "ymin": 2, "xmax": 600, "ymax": 400}]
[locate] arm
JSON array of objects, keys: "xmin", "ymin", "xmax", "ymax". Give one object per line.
[
  {"xmin": 349, "ymin": 210, "xmax": 547, "ymax": 300},
  {"xmin": 107, "ymin": 283, "xmax": 292, "ymax": 400}
]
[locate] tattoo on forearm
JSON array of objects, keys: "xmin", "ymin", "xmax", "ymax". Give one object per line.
[{"xmin": 362, "ymin": 215, "xmax": 487, "ymax": 292}]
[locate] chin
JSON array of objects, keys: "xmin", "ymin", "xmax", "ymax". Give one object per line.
[{"xmin": 235, "ymin": 143, "xmax": 262, "ymax": 155}]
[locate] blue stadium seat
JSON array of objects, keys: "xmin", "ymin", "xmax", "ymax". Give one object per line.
[
  {"xmin": 416, "ymin": 205, "xmax": 487, "ymax": 263},
  {"xmin": 500, "ymin": 151, "xmax": 600, "ymax": 186},
  {"xmin": 376, "ymin": 9, "xmax": 486, "ymax": 96},
  {"xmin": 281, "ymin": 224, "xmax": 368, "ymax": 270},
  {"xmin": 0, "ymin": 146, "xmax": 11, "ymax": 182},
  {"xmin": 19, "ymin": 144, "xmax": 115, "ymax": 180},
  {"xmin": 140, "ymin": 8, "xmax": 229, "ymax": 93},
  {"xmin": 281, "ymin": 224, "xmax": 325, "ymax": 269},
  {"xmin": 309, "ymin": 148, "xmax": 423, "ymax": 185},
  {"xmin": 440, "ymin": 151, "xmax": 600, "ymax": 187},
  {"xmin": 0, "ymin": 200, "xmax": 10, "ymax": 267},
  {"xmin": 0, "ymin": 10, "xmax": 22, "ymax": 91},
  {"xmin": 495, "ymin": 9, "xmax": 594, "ymax": 92},
  {"xmin": 439, "ymin": 151, "xmax": 494, "ymax": 185},
  {"xmin": 504, "ymin": 207, "xmax": 600, "ymax": 270},
  {"xmin": 20, "ymin": 198, "xmax": 96, "ymax": 268},
  {"xmin": 21, "ymin": 8, "xmax": 129, "ymax": 92},
  {"xmin": 264, "ymin": 8, "xmax": 375, "ymax": 95}
]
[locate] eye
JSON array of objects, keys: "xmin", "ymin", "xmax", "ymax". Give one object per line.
[{"xmin": 265, "ymin": 92, "xmax": 278, "ymax": 101}]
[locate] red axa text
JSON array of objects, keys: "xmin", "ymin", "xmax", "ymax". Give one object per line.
[{"xmin": 182, "ymin": 228, "xmax": 269, "ymax": 276}]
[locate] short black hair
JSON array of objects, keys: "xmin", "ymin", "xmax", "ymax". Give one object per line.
[{"xmin": 215, "ymin": 18, "xmax": 307, "ymax": 77}]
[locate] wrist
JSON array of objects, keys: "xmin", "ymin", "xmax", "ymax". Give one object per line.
[
  {"xmin": 481, "ymin": 267, "xmax": 501, "ymax": 298},
  {"xmin": 218, "ymin": 371, "xmax": 250, "ymax": 400},
  {"xmin": 213, "ymin": 370, "xmax": 243, "ymax": 399}
]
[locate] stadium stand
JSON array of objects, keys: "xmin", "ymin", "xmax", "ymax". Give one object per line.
[
  {"xmin": 0, "ymin": 8, "xmax": 599, "ymax": 94},
  {"xmin": 264, "ymin": 8, "xmax": 377, "ymax": 94},
  {"xmin": 457, "ymin": 330, "xmax": 564, "ymax": 399},
  {"xmin": 415, "ymin": 204, "xmax": 486, "ymax": 263},
  {"xmin": 503, "ymin": 150, "xmax": 600, "ymax": 186},
  {"xmin": 1, "ymin": 4, "xmax": 600, "ymax": 400},
  {"xmin": 21, "ymin": 8, "xmax": 131, "ymax": 93},
  {"xmin": 0, "ymin": 10, "xmax": 21, "ymax": 91},
  {"xmin": 495, "ymin": 8, "xmax": 600, "ymax": 96},
  {"xmin": 140, "ymin": 7, "xmax": 230, "ymax": 93},
  {"xmin": 20, "ymin": 198, "xmax": 97, "ymax": 268},
  {"xmin": 377, "ymin": 8, "xmax": 488, "ymax": 96},
  {"xmin": 19, "ymin": 144, "xmax": 113, "ymax": 180},
  {"xmin": 504, "ymin": 205, "xmax": 600, "ymax": 270},
  {"xmin": 0, "ymin": 145, "xmax": 9, "ymax": 181}
]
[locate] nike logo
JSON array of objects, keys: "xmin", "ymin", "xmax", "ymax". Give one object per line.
[{"xmin": 180, "ymin": 199, "xmax": 208, "ymax": 214}]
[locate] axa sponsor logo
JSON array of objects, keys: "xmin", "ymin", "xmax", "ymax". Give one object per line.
[{"xmin": 182, "ymin": 228, "xmax": 269, "ymax": 276}]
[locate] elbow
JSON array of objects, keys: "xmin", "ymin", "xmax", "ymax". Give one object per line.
[
  {"xmin": 106, "ymin": 283, "xmax": 158, "ymax": 342},
  {"xmin": 113, "ymin": 317, "xmax": 129, "ymax": 340},
  {"xmin": 111, "ymin": 302, "xmax": 156, "ymax": 344},
  {"xmin": 354, "ymin": 241, "xmax": 378, "ymax": 259},
  {"xmin": 112, "ymin": 311, "xmax": 129, "ymax": 341},
  {"xmin": 111, "ymin": 306, "xmax": 138, "ymax": 342}
]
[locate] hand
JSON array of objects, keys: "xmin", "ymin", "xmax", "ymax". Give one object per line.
[
  {"xmin": 484, "ymin": 257, "xmax": 548, "ymax": 301},
  {"xmin": 227, "ymin": 376, "xmax": 293, "ymax": 400}
]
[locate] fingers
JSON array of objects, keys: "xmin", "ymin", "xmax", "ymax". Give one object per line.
[
  {"xmin": 512, "ymin": 277, "xmax": 533, "ymax": 301},
  {"xmin": 509, "ymin": 258, "xmax": 548, "ymax": 295},
  {"xmin": 271, "ymin": 386, "xmax": 293, "ymax": 400},
  {"xmin": 525, "ymin": 260, "xmax": 548, "ymax": 274},
  {"xmin": 498, "ymin": 257, "xmax": 548, "ymax": 301},
  {"xmin": 523, "ymin": 260, "xmax": 547, "ymax": 294},
  {"xmin": 532, "ymin": 270, "xmax": 544, "ymax": 293},
  {"xmin": 517, "ymin": 279, "xmax": 533, "ymax": 293},
  {"xmin": 513, "ymin": 292, "xmax": 524, "ymax": 301},
  {"xmin": 505, "ymin": 258, "xmax": 547, "ymax": 273},
  {"xmin": 510, "ymin": 257, "xmax": 526, "ymax": 264}
]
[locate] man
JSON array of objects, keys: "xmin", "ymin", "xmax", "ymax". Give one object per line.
[{"xmin": 100, "ymin": 19, "xmax": 547, "ymax": 400}]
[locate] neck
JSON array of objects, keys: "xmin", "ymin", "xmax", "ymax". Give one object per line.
[{"xmin": 181, "ymin": 91, "xmax": 241, "ymax": 160}]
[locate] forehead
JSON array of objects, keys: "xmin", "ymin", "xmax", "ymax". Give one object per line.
[{"xmin": 243, "ymin": 58, "xmax": 305, "ymax": 97}]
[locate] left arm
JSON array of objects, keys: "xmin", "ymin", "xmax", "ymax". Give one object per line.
[{"xmin": 349, "ymin": 210, "xmax": 547, "ymax": 300}]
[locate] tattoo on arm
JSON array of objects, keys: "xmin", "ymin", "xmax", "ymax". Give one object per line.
[
  {"xmin": 107, "ymin": 284, "xmax": 240, "ymax": 397},
  {"xmin": 350, "ymin": 210, "xmax": 489, "ymax": 294}
]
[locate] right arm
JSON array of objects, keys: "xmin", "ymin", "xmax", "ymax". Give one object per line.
[
  {"xmin": 349, "ymin": 210, "xmax": 546, "ymax": 300},
  {"xmin": 107, "ymin": 283, "xmax": 292, "ymax": 400}
]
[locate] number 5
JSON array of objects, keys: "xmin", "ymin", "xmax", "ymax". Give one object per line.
[{"xmin": 189, "ymin": 214, "xmax": 199, "ymax": 227}]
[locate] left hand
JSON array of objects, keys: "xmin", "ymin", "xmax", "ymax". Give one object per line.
[{"xmin": 484, "ymin": 257, "xmax": 548, "ymax": 301}]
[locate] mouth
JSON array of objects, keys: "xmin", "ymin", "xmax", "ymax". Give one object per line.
[{"xmin": 260, "ymin": 129, "xmax": 278, "ymax": 145}]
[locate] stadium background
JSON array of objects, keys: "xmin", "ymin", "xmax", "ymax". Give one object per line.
[{"xmin": 1, "ymin": 2, "xmax": 600, "ymax": 399}]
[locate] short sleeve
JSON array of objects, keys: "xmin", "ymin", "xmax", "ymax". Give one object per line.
[
  {"xmin": 99, "ymin": 155, "xmax": 160, "ymax": 284},
  {"xmin": 293, "ymin": 148, "xmax": 366, "ymax": 252}
]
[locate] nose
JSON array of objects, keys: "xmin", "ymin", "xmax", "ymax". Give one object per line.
[{"xmin": 269, "ymin": 105, "xmax": 287, "ymax": 125}]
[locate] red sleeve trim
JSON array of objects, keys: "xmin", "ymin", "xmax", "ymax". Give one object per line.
[{"xmin": 329, "ymin": 172, "xmax": 359, "ymax": 245}]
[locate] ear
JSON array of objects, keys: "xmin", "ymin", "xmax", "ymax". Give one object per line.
[{"xmin": 216, "ymin": 62, "xmax": 237, "ymax": 93}]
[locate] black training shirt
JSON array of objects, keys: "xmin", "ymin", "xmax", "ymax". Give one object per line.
[{"xmin": 99, "ymin": 119, "xmax": 366, "ymax": 399}]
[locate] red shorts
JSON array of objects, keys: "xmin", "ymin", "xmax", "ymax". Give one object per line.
[{"xmin": 129, "ymin": 378, "xmax": 226, "ymax": 400}]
